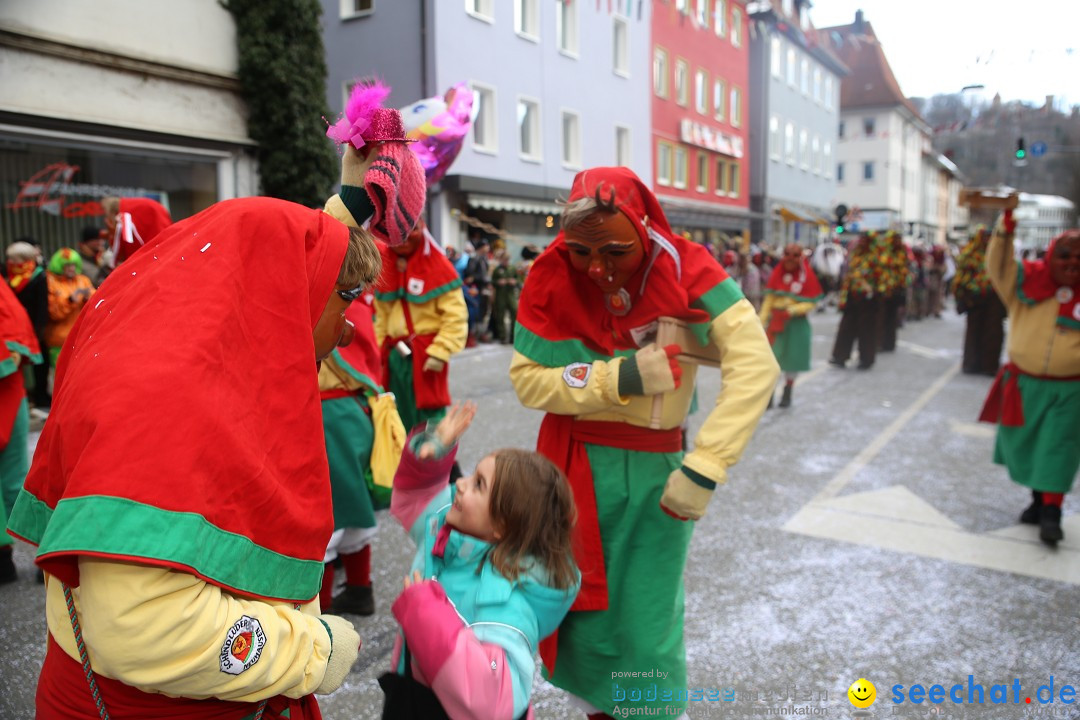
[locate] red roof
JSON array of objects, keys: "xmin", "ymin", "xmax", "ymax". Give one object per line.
[{"xmin": 818, "ymin": 20, "xmax": 923, "ymax": 119}]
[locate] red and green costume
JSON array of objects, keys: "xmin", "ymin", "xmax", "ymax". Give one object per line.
[
  {"xmin": 761, "ymin": 258, "xmax": 823, "ymax": 373},
  {"xmin": 513, "ymin": 167, "xmax": 769, "ymax": 716},
  {"xmin": 8, "ymin": 197, "xmax": 347, "ymax": 718}
]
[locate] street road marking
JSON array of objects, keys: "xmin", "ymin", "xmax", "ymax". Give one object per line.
[
  {"xmin": 810, "ymin": 362, "xmax": 961, "ymax": 503},
  {"xmin": 897, "ymin": 339, "xmax": 950, "ymax": 359},
  {"xmin": 949, "ymin": 419, "xmax": 997, "ymax": 439},
  {"xmin": 784, "ymin": 486, "xmax": 1080, "ymax": 585}
]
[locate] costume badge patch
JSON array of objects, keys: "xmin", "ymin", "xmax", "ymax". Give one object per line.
[
  {"xmin": 563, "ymin": 362, "xmax": 591, "ymax": 388},
  {"xmin": 407, "ymin": 277, "xmax": 425, "ymax": 295},
  {"xmin": 220, "ymin": 616, "xmax": 266, "ymax": 675}
]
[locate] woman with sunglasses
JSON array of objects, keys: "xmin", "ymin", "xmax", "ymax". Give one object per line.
[{"xmin": 6, "ymin": 144, "xmax": 388, "ymax": 719}]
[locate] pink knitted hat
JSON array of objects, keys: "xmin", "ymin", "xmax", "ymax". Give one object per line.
[{"xmin": 365, "ymin": 142, "xmax": 426, "ymax": 247}]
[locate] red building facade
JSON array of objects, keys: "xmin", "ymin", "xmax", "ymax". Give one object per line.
[{"xmin": 651, "ymin": 0, "xmax": 751, "ymax": 241}]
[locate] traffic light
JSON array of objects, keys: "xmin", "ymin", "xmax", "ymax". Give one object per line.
[
  {"xmin": 835, "ymin": 224, "xmax": 845, "ymax": 235},
  {"xmin": 834, "ymin": 204, "xmax": 848, "ymax": 236},
  {"xmin": 1015, "ymin": 137, "xmax": 1026, "ymax": 160}
]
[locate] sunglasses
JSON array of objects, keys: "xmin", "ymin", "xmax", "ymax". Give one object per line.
[{"xmin": 337, "ymin": 285, "xmax": 364, "ymax": 302}]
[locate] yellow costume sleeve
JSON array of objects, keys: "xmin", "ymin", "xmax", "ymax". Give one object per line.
[
  {"xmin": 758, "ymin": 294, "xmax": 776, "ymax": 326},
  {"xmin": 986, "ymin": 226, "xmax": 1017, "ymax": 305},
  {"xmin": 424, "ymin": 288, "xmax": 468, "ymax": 362},
  {"xmin": 46, "ymin": 560, "xmax": 332, "ymax": 702},
  {"xmin": 683, "ymin": 299, "xmax": 779, "ymax": 484},
  {"xmin": 784, "ymin": 300, "xmax": 817, "ymax": 317},
  {"xmin": 322, "ymin": 194, "xmax": 357, "ymax": 228},
  {"xmin": 509, "ymin": 352, "xmax": 630, "ymax": 415}
]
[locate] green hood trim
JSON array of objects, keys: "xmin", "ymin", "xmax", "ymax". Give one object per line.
[
  {"xmin": 8, "ymin": 489, "xmax": 323, "ymax": 601},
  {"xmin": 512, "ymin": 324, "xmax": 636, "ymax": 368}
]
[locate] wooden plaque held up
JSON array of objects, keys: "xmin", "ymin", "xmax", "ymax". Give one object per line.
[
  {"xmin": 650, "ymin": 317, "xmax": 721, "ymax": 429},
  {"xmin": 958, "ymin": 187, "xmax": 1019, "ymax": 210}
]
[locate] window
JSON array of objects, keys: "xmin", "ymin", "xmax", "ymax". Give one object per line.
[
  {"xmin": 839, "ymin": 120, "xmax": 845, "ymax": 138},
  {"xmin": 518, "ymin": 98, "xmax": 541, "ymax": 160},
  {"xmin": 613, "ymin": 17, "xmax": 629, "ymax": 76},
  {"xmin": 713, "ymin": 79, "xmax": 726, "ymax": 121},
  {"xmin": 673, "ymin": 146, "xmax": 688, "ymax": 189},
  {"xmin": 825, "ymin": 76, "xmax": 834, "ymax": 109},
  {"xmin": 675, "ymin": 60, "xmax": 689, "ymax": 107},
  {"xmin": 784, "ymin": 122, "xmax": 795, "ymax": 165},
  {"xmin": 561, "ymin": 111, "xmax": 581, "ymax": 167},
  {"xmin": 837, "ymin": 163, "xmax": 844, "ymax": 182},
  {"xmin": 654, "ymin": 48, "xmax": 669, "ymax": 98},
  {"xmin": 769, "ymin": 115, "xmax": 781, "ymax": 160},
  {"xmin": 786, "ymin": 47, "xmax": 797, "ymax": 87},
  {"xmin": 812, "ymin": 135, "xmax": 821, "ymax": 174},
  {"xmin": 731, "ymin": 7, "xmax": 742, "ymax": 46},
  {"xmin": 800, "ymin": 58, "xmax": 809, "ymax": 95},
  {"xmin": 695, "ymin": 0, "xmax": 708, "ymax": 28},
  {"xmin": 696, "ymin": 152, "xmax": 709, "ymax": 192},
  {"xmin": 716, "ymin": 158, "xmax": 728, "ymax": 194},
  {"xmin": 713, "ymin": 0, "xmax": 726, "ymax": 36},
  {"xmin": 813, "ymin": 67, "xmax": 821, "ymax": 103},
  {"xmin": 728, "ymin": 162, "xmax": 739, "ymax": 198},
  {"xmin": 557, "ymin": 0, "xmax": 578, "ymax": 55},
  {"xmin": 782, "ymin": 0, "xmax": 794, "ymax": 15},
  {"xmin": 863, "ymin": 161, "xmax": 874, "ymax": 181},
  {"xmin": 801, "ymin": 7, "xmax": 811, "ymax": 30},
  {"xmin": 675, "ymin": 0, "xmax": 688, "ymax": 13},
  {"xmin": 771, "ymin": 37, "xmax": 781, "ymax": 78},
  {"xmin": 729, "ymin": 87, "xmax": 741, "ymax": 127},
  {"xmin": 863, "ymin": 116, "xmax": 876, "ymax": 136},
  {"xmin": 657, "ymin": 141, "xmax": 673, "ymax": 186},
  {"xmin": 466, "ymin": 0, "xmax": 494, "ymax": 22},
  {"xmin": 695, "ymin": 70, "xmax": 708, "ymax": 115},
  {"xmin": 616, "ymin": 126, "xmax": 631, "ymax": 167},
  {"xmin": 799, "ymin": 128, "xmax": 809, "ymax": 169},
  {"xmin": 340, "ymin": 0, "xmax": 373, "ymax": 19},
  {"xmin": 514, "ymin": 0, "xmax": 538, "ymax": 37},
  {"xmin": 471, "ymin": 83, "xmax": 497, "ymax": 153}
]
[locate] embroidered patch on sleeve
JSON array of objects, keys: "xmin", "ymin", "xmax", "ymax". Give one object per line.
[
  {"xmin": 407, "ymin": 277, "xmax": 425, "ymax": 295},
  {"xmin": 220, "ymin": 615, "xmax": 266, "ymax": 675},
  {"xmin": 562, "ymin": 362, "xmax": 591, "ymax": 388}
]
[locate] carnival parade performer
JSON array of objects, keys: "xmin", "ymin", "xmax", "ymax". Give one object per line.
[
  {"xmin": 44, "ymin": 249, "xmax": 95, "ymax": 367},
  {"xmin": 878, "ymin": 230, "xmax": 911, "ymax": 352},
  {"xmin": 6, "ymin": 194, "xmax": 380, "ymax": 719},
  {"xmin": 373, "ymin": 219, "xmax": 468, "ymax": 434},
  {"xmin": 0, "ymin": 281, "xmax": 42, "ymax": 584},
  {"xmin": 101, "ymin": 196, "xmax": 172, "ymax": 268},
  {"xmin": 980, "ymin": 216, "xmax": 1080, "ymax": 546},
  {"xmin": 510, "ymin": 167, "xmax": 778, "ymax": 718},
  {"xmin": 831, "ymin": 232, "xmax": 885, "ymax": 370},
  {"xmin": 318, "ymin": 292, "xmax": 405, "ymax": 618},
  {"xmin": 760, "ymin": 243, "xmax": 823, "ymax": 408},
  {"xmin": 379, "ymin": 402, "xmax": 579, "ymax": 718},
  {"xmin": 953, "ymin": 225, "xmax": 1006, "ymax": 375}
]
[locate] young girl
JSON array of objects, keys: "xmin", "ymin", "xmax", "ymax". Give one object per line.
[{"xmin": 383, "ymin": 402, "xmax": 579, "ymax": 719}]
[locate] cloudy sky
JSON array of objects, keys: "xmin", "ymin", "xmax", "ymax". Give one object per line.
[{"xmin": 809, "ymin": 0, "xmax": 1080, "ymax": 109}]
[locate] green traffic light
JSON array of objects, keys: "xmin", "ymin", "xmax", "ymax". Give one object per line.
[
  {"xmin": 1015, "ymin": 149, "xmax": 1026, "ymax": 159},
  {"xmin": 836, "ymin": 225, "xmax": 845, "ymax": 234}
]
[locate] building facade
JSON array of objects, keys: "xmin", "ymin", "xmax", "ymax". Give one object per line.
[
  {"xmin": 651, "ymin": 0, "xmax": 751, "ymax": 247},
  {"xmin": 0, "ymin": 0, "xmax": 257, "ymax": 257},
  {"xmin": 748, "ymin": 0, "xmax": 846, "ymax": 248},
  {"xmin": 322, "ymin": 0, "xmax": 652, "ymax": 255},
  {"xmin": 822, "ymin": 11, "xmax": 934, "ymax": 242}
]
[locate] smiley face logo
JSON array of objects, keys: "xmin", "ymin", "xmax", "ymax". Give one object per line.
[{"xmin": 848, "ymin": 678, "xmax": 876, "ymax": 709}]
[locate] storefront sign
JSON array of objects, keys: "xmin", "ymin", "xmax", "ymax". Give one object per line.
[
  {"xmin": 6, "ymin": 162, "xmax": 159, "ymax": 219},
  {"xmin": 679, "ymin": 120, "xmax": 744, "ymax": 159}
]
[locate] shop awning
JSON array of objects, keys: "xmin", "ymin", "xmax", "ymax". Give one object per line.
[
  {"xmin": 467, "ymin": 194, "xmax": 562, "ymax": 215},
  {"xmin": 775, "ymin": 206, "xmax": 810, "ymax": 223}
]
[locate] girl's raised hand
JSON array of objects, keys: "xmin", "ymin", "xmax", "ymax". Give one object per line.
[
  {"xmin": 402, "ymin": 569, "xmax": 423, "ymax": 591},
  {"xmin": 437, "ymin": 401, "xmax": 477, "ymax": 446}
]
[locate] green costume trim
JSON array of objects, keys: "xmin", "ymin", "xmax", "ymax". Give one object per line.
[
  {"xmin": 374, "ymin": 277, "xmax": 463, "ymax": 305},
  {"xmin": 328, "ymin": 348, "xmax": 383, "ymax": 394},
  {"xmin": 0, "ymin": 341, "xmax": 42, "ymax": 380},
  {"xmin": 1015, "ymin": 266, "xmax": 1078, "ymax": 329},
  {"xmin": 8, "ymin": 491, "xmax": 324, "ymax": 600},
  {"xmin": 1059, "ymin": 316, "xmax": 1080, "ymax": 331},
  {"xmin": 993, "ymin": 374, "xmax": 1080, "ymax": 493},
  {"xmin": 771, "ymin": 315, "xmax": 812, "ymax": 372},
  {"xmin": 0, "ymin": 398, "xmax": 29, "ymax": 548},
  {"xmin": 513, "ymin": 324, "xmax": 637, "ymax": 368}
]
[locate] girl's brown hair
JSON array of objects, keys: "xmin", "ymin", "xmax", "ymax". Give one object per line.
[
  {"xmin": 339, "ymin": 226, "xmax": 382, "ymax": 290},
  {"xmin": 485, "ymin": 449, "xmax": 577, "ymax": 590}
]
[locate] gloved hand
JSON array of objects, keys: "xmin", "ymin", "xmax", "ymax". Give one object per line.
[
  {"xmin": 316, "ymin": 614, "xmax": 361, "ymax": 694},
  {"xmin": 341, "ymin": 143, "xmax": 382, "ymax": 187},
  {"xmin": 422, "ymin": 357, "xmax": 446, "ymax": 373},
  {"xmin": 659, "ymin": 466, "xmax": 718, "ymax": 522},
  {"xmin": 1002, "ymin": 208, "xmax": 1016, "ymax": 236},
  {"xmin": 618, "ymin": 343, "xmax": 682, "ymax": 397}
]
